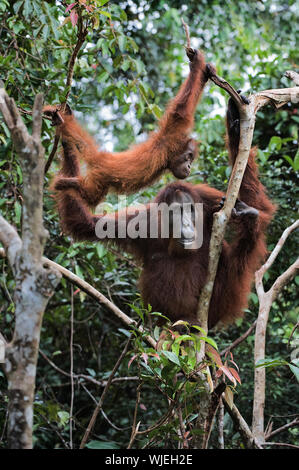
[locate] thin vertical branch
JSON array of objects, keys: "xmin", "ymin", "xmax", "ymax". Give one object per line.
[
  {"xmin": 44, "ymin": 9, "xmax": 89, "ymax": 174},
  {"xmin": 69, "ymin": 284, "xmax": 75, "ymax": 449},
  {"xmin": 217, "ymin": 398, "xmax": 224, "ymax": 449},
  {"xmin": 79, "ymin": 334, "xmax": 133, "ymax": 449},
  {"xmin": 63, "ymin": 13, "xmax": 89, "ymax": 109},
  {"xmin": 181, "ymin": 19, "xmax": 191, "ymax": 49},
  {"xmin": 127, "ymin": 379, "xmax": 142, "ymax": 449},
  {"xmin": 253, "ymin": 221, "xmax": 299, "ymax": 444},
  {"xmin": 0, "ymin": 88, "xmax": 61, "ymax": 448}
]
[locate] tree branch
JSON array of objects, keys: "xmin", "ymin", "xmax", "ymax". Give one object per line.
[
  {"xmin": 42, "ymin": 257, "xmax": 156, "ymax": 349},
  {"xmin": 223, "ymin": 398, "xmax": 262, "ymax": 449},
  {"xmin": 257, "ymin": 220, "xmax": 299, "ymax": 281},
  {"xmin": 253, "ymin": 221, "xmax": 299, "ymax": 444},
  {"xmin": 181, "ymin": 19, "xmax": 191, "ymax": 49},
  {"xmin": 0, "ymin": 87, "xmax": 61, "ymax": 449},
  {"xmin": 44, "ymin": 9, "xmax": 89, "ymax": 174},
  {"xmin": 265, "ymin": 417, "xmax": 299, "ymax": 441},
  {"xmin": 196, "ymin": 69, "xmax": 299, "ymax": 349},
  {"xmin": 220, "ymin": 320, "xmax": 257, "ymax": 357},
  {"xmin": 1, "ymin": 242, "xmax": 157, "ymax": 350},
  {"xmin": 79, "ymin": 334, "xmax": 133, "ymax": 449},
  {"xmin": 0, "ymin": 217, "xmax": 22, "ymax": 272}
]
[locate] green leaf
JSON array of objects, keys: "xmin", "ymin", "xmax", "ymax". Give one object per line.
[
  {"xmin": 161, "ymin": 351, "xmax": 181, "ymax": 366},
  {"xmin": 86, "ymin": 368, "xmax": 96, "ymax": 377},
  {"xmin": 255, "ymin": 358, "xmax": 288, "ymax": 368},
  {"xmin": 283, "ymin": 155, "xmax": 295, "ymax": 170},
  {"xmin": 289, "ymin": 362, "xmax": 299, "ymax": 383},
  {"xmin": 96, "ymin": 244, "xmax": 106, "ymax": 258},
  {"xmin": 268, "ymin": 136, "xmax": 282, "ymax": 151},
  {"xmin": 190, "ymin": 325, "xmax": 207, "ymax": 335},
  {"xmin": 118, "ymin": 35, "xmax": 126, "ymax": 53},
  {"xmin": 14, "ymin": 201, "xmax": 22, "ymax": 224},
  {"xmin": 75, "ymin": 264, "xmax": 84, "ymax": 279},
  {"xmin": 99, "ymin": 9, "xmax": 111, "ymax": 18},
  {"xmin": 13, "ymin": 0, "xmax": 24, "ymax": 14},
  {"xmin": 57, "ymin": 411, "xmax": 70, "ymax": 427},
  {"xmin": 293, "ymin": 147, "xmax": 299, "ymax": 171},
  {"xmin": 86, "ymin": 440, "xmax": 119, "ymax": 449},
  {"xmin": 199, "ymin": 336, "xmax": 218, "ymax": 350}
]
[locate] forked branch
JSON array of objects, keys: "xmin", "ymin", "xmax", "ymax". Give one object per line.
[{"xmin": 196, "ymin": 68, "xmax": 299, "ymax": 345}]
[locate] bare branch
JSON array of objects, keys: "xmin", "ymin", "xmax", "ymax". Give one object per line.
[
  {"xmin": 44, "ymin": 10, "xmax": 89, "ymax": 173},
  {"xmin": 181, "ymin": 19, "xmax": 191, "ymax": 49},
  {"xmin": 262, "ymin": 442, "xmax": 299, "ymax": 449},
  {"xmin": 220, "ymin": 320, "xmax": 257, "ymax": 357},
  {"xmin": 253, "ymin": 220, "xmax": 299, "ymax": 444},
  {"xmin": 0, "ymin": 87, "xmax": 61, "ymax": 449},
  {"xmin": 32, "ymin": 93, "xmax": 44, "ymax": 139},
  {"xmin": 208, "ymin": 70, "xmax": 244, "ymax": 106},
  {"xmin": 256, "ymin": 220, "xmax": 299, "ymax": 299},
  {"xmin": 0, "ymin": 245, "xmax": 156, "ymax": 349},
  {"xmin": 39, "ymin": 349, "xmax": 138, "ymax": 388},
  {"xmin": 80, "ymin": 334, "xmax": 133, "ymax": 449},
  {"xmin": 44, "ymin": 134, "xmax": 60, "ymax": 175},
  {"xmin": 63, "ymin": 12, "xmax": 88, "ymax": 109},
  {"xmin": 270, "ymin": 257, "xmax": 299, "ymax": 303},
  {"xmin": 223, "ymin": 398, "xmax": 262, "ymax": 449},
  {"xmin": 266, "ymin": 418, "xmax": 299, "ymax": 440},
  {"xmin": 128, "ymin": 381, "xmax": 142, "ymax": 449},
  {"xmin": 284, "ymin": 70, "xmax": 299, "ymax": 86},
  {"xmin": 42, "ymin": 257, "xmax": 156, "ymax": 349},
  {"xmin": 0, "ymin": 216, "xmax": 22, "ymax": 270}
]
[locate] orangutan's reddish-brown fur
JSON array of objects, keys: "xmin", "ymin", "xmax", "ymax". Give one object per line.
[
  {"xmin": 51, "ymin": 94, "xmax": 276, "ymax": 329},
  {"xmin": 44, "ymin": 49, "xmax": 211, "ymax": 208}
]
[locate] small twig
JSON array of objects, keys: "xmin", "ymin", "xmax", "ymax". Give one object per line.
[
  {"xmin": 1, "ymin": 247, "xmax": 156, "ymax": 348},
  {"xmin": 288, "ymin": 322, "xmax": 299, "ymax": 348},
  {"xmin": 80, "ymin": 383, "xmax": 129, "ymax": 432},
  {"xmin": 69, "ymin": 284, "xmax": 74, "ymax": 449},
  {"xmin": 135, "ymin": 406, "xmax": 175, "ymax": 437},
  {"xmin": 45, "ymin": 9, "xmax": 89, "ymax": 172},
  {"xmin": 178, "ymin": 408, "xmax": 188, "ymax": 449},
  {"xmin": 262, "ymin": 442, "xmax": 299, "ymax": 449},
  {"xmin": 127, "ymin": 378, "xmax": 142, "ymax": 449},
  {"xmin": 207, "ymin": 69, "xmax": 245, "ymax": 106},
  {"xmin": 18, "ymin": 107, "xmax": 52, "ymax": 121},
  {"xmin": 40, "ymin": 349, "xmax": 138, "ymax": 387},
  {"xmin": 44, "ymin": 134, "xmax": 60, "ymax": 175},
  {"xmin": 284, "ymin": 70, "xmax": 299, "ymax": 86},
  {"xmin": 266, "ymin": 418, "xmax": 299, "ymax": 440},
  {"xmin": 256, "ymin": 220, "xmax": 299, "ymax": 280},
  {"xmin": 62, "ymin": 11, "xmax": 88, "ymax": 109},
  {"xmin": 79, "ymin": 334, "xmax": 133, "ymax": 449},
  {"xmin": 181, "ymin": 19, "xmax": 191, "ymax": 49},
  {"xmin": 220, "ymin": 320, "xmax": 257, "ymax": 356}
]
